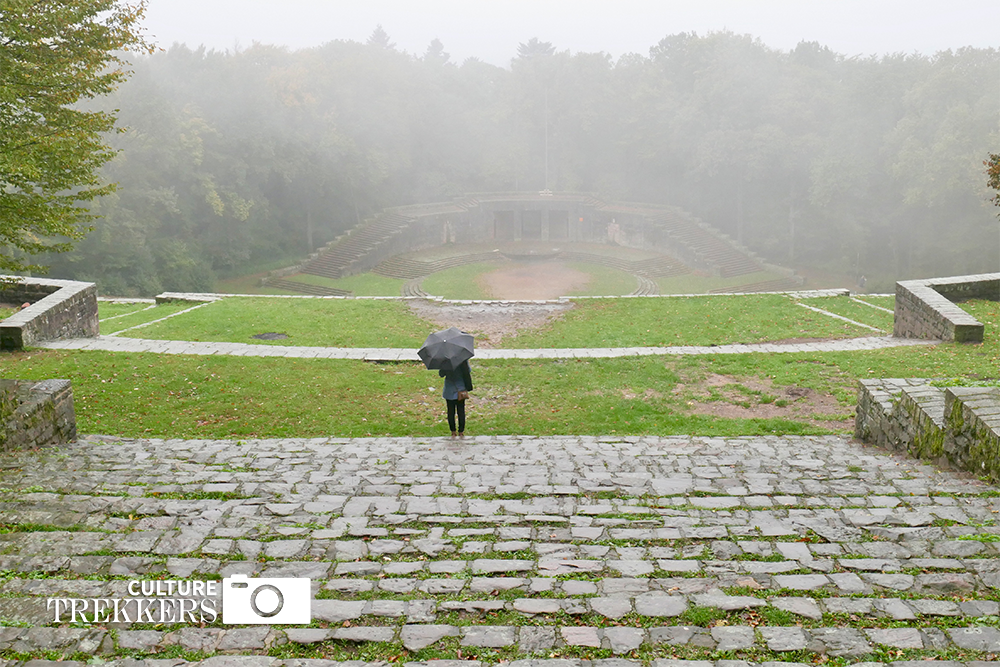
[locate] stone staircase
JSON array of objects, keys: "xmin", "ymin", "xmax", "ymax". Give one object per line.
[
  {"xmin": 303, "ymin": 212, "xmax": 417, "ymax": 280},
  {"xmin": 631, "ymin": 275, "xmax": 659, "ymax": 296},
  {"xmin": 652, "ymin": 211, "xmax": 762, "ymax": 278},
  {"xmin": 0, "ymin": 433, "xmax": 998, "ymax": 665}
]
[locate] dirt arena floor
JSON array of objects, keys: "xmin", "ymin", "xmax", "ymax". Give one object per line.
[
  {"xmin": 478, "ymin": 261, "xmax": 591, "ymax": 300},
  {"xmin": 408, "ymin": 262, "xmax": 591, "ymax": 347}
]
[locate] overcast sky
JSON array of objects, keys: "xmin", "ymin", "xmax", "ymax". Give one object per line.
[{"xmin": 141, "ymin": 0, "xmax": 1000, "ymax": 65}]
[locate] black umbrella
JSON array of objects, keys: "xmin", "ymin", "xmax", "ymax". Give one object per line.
[{"xmin": 418, "ymin": 327, "xmax": 474, "ymax": 371}]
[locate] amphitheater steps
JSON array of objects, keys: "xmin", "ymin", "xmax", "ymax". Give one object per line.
[
  {"xmin": 402, "ymin": 278, "xmax": 429, "ymax": 297},
  {"xmin": 654, "ymin": 211, "xmax": 762, "ymax": 278},
  {"xmin": 264, "ymin": 278, "xmax": 352, "ymax": 296},
  {"xmin": 631, "ymin": 274, "xmax": 659, "ymax": 296},
  {"xmin": 374, "ymin": 256, "xmax": 433, "ymax": 280},
  {"xmin": 303, "ymin": 212, "xmax": 416, "ymax": 279},
  {"xmin": 631, "ymin": 256, "xmax": 691, "ymax": 278}
]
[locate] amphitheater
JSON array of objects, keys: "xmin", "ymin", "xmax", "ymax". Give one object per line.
[
  {"xmin": 261, "ymin": 193, "xmax": 803, "ymax": 298},
  {"xmin": 2, "ymin": 232, "xmax": 1000, "ymax": 665}
]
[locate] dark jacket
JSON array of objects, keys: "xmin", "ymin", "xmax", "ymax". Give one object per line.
[{"xmin": 439, "ymin": 360, "xmax": 473, "ymax": 399}]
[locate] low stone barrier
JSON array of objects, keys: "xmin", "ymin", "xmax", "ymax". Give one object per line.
[
  {"xmin": 0, "ymin": 276, "xmax": 98, "ymax": 349},
  {"xmin": 893, "ymin": 273, "xmax": 999, "ymax": 343},
  {"xmin": 856, "ymin": 378, "xmax": 1000, "ymax": 481},
  {"xmin": 0, "ymin": 379, "xmax": 76, "ymax": 451}
]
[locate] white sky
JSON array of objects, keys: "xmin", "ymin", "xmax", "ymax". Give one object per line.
[{"xmin": 140, "ymin": 0, "xmax": 1000, "ymax": 65}]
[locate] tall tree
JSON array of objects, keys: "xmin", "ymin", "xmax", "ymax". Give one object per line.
[{"xmin": 0, "ymin": 0, "xmax": 151, "ymax": 273}]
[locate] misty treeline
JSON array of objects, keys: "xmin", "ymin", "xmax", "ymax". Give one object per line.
[{"xmin": 45, "ymin": 31, "xmax": 1000, "ymax": 295}]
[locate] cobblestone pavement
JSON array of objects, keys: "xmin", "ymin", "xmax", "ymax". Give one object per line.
[
  {"xmin": 0, "ymin": 434, "xmax": 998, "ymax": 666},
  {"xmin": 35, "ymin": 335, "xmax": 936, "ymax": 360}
]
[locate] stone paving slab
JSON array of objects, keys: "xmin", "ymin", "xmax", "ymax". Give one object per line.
[
  {"xmin": 0, "ymin": 435, "xmax": 998, "ymax": 664},
  {"xmin": 34, "ymin": 335, "xmax": 937, "ymax": 360}
]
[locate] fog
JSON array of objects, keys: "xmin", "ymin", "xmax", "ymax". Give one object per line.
[
  {"xmin": 142, "ymin": 0, "xmax": 1000, "ymax": 65},
  {"xmin": 46, "ymin": 15, "xmax": 1000, "ymax": 296}
]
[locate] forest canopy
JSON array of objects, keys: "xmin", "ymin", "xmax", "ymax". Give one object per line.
[
  {"xmin": 36, "ymin": 31, "xmax": 1000, "ymax": 295},
  {"xmin": 0, "ymin": 0, "xmax": 149, "ymax": 274}
]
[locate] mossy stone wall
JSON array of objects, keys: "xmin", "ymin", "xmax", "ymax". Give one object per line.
[{"xmin": 0, "ymin": 379, "xmax": 76, "ymax": 451}]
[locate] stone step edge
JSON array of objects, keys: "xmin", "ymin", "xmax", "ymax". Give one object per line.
[
  {"xmin": 1, "ymin": 623, "xmax": 997, "ymax": 658},
  {"xmin": 4, "ymin": 660, "xmax": 999, "ymax": 667},
  {"xmin": 7, "ymin": 582, "xmax": 1000, "ymax": 623}
]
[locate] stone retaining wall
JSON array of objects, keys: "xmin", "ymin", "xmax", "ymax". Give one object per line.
[
  {"xmin": 893, "ymin": 273, "xmax": 999, "ymax": 343},
  {"xmin": 0, "ymin": 276, "xmax": 98, "ymax": 349},
  {"xmin": 0, "ymin": 379, "xmax": 76, "ymax": 451},
  {"xmin": 944, "ymin": 386, "xmax": 1000, "ymax": 480},
  {"xmin": 856, "ymin": 378, "xmax": 1000, "ymax": 481}
]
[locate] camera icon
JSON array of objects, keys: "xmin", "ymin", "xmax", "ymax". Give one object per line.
[{"xmin": 221, "ymin": 575, "xmax": 311, "ymax": 625}]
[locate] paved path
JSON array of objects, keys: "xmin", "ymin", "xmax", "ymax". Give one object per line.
[
  {"xmin": 0, "ymin": 434, "xmax": 998, "ymax": 665},
  {"xmin": 35, "ymin": 334, "xmax": 937, "ymax": 360}
]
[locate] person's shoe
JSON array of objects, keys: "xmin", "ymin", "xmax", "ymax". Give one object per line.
[
  {"xmin": 458, "ymin": 432, "xmax": 465, "ymax": 438},
  {"xmin": 451, "ymin": 431, "xmax": 458, "ymax": 438}
]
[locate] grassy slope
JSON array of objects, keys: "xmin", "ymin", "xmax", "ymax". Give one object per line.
[
  {"xmin": 799, "ymin": 295, "xmax": 894, "ymax": 332},
  {"xmin": 6, "ymin": 297, "xmax": 994, "ymax": 439},
  {"xmin": 422, "ymin": 262, "xmax": 502, "ymax": 300},
  {"xmin": 290, "ymin": 273, "xmax": 404, "ymax": 296},
  {"xmin": 655, "ymin": 271, "xmax": 786, "ymax": 294},
  {"xmin": 97, "ymin": 294, "xmax": 885, "ymax": 349},
  {"xmin": 507, "ymin": 294, "xmax": 876, "ymax": 348},
  {"xmin": 115, "ymin": 298, "xmax": 433, "ymax": 347}
]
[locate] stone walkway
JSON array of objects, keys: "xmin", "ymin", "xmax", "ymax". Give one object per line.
[
  {"xmin": 35, "ymin": 335, "xmax": 936, "ymax": 360},
  {"xmin": 0, "ymin": 434, "xmax": 998, "ymax": 665}
]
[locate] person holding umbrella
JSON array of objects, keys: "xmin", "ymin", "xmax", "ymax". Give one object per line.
[
  {"xmin": 419, "ymin": 327, "xmax": 474, "ymax": 438},
  {"xmin": 440, "ymin": 359, "xmax": 473, "ymax": 437}
]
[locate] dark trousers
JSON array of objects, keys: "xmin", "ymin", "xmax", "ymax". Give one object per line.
[{"xmin": 446, "ymin": 399, "xmax": 466, "ymax": 433}]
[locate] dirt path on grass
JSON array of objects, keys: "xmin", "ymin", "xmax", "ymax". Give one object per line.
[
  {"xmin": 478, "ymin": 261, "xmax": 591, "ymax": 300},
  {"xmin": 409, "ymin": 262, "xmax": 592, "ymax": 347},
  {"xmin": 673, "ymin": 371, "xmax": 851, "ymax": 431},
  {"xmin": 408, "ymin": 300, "xmax": 572, "ymax": 348}
]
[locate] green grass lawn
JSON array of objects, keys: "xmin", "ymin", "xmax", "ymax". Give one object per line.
[
  {"xmin": 799, "ymin": 295, "xmax": 894, "ymax": 332},
  {"xmin": 505, "ymin": 294, "xmax": 874, "ymax": 348},
  {"xmin": 96, "ymin": 293, "xmax": 881, "ymax": 348},
  {"xmin": 115, "ymin": 297, "xmax": 435, "ymax": 347},
  {"xmin": 655, "ymin": 271, "xmax": 788, "ymax": 294},
  {"xmin": 289, "ymin": 272, "xmax": 404, "ymax": 296},
  {"xmin": 421, "ymin": 262, "xmax": 503, "ymax": 299},
  {"xmin": 0, "ymin": 349, "xmax": 835, "ymax": 438},
  {"xmin": 563, "ymin": 263, "xmax": 638, "ymax": 296},
  {"xmin": 853, "ymin": 294, "xmax": 895, "ymax": 310},
  {"xmin": 100, "ymin": 301, "xmax": 202, "ymax": 335},
  {"xmin": 7, "ymin": 297, "xmax": 997, "ymax": 439},
  {"xmin": 98, "ymin": 301, "xmax": 154, "ymax": 320}
]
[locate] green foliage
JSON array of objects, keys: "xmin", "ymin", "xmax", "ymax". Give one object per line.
[
  {"xmin": 26, "ymin": 33, "xmax": 1000, "ymax": 296},
  {"xmin": 986, "ymin": 152, "xmax": 1000, "ymax": 213},
  {"xmin": 0, "ymin": 0, "xmax": 150, "ymax": 273}
]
